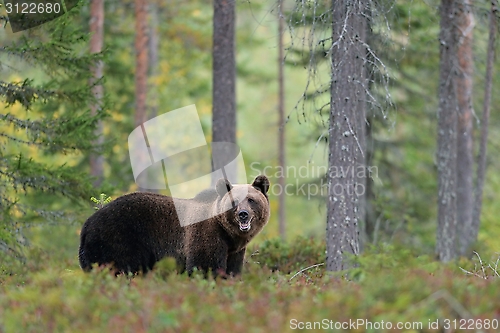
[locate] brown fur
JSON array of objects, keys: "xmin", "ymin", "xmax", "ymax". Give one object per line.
[{"xmin": 78, "ymin": 175, "xmax": 270, "ymax": 276}]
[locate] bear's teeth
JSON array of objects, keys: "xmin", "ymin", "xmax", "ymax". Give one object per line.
[{"xmin": 239, "ymin": 222, "xmax": 251, "ymax": 231}]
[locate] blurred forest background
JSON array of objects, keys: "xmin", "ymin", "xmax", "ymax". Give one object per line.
[
  {"xmin": 2, "ymin": 0, "xmax": 499, "ymax": 261},
  {"xmin": 3, "ymin": 0, "xmax": 500, "ymax": 331}
]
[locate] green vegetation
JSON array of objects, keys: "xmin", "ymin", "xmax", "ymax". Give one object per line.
[
  {"xmin": 1, "ymin": 238, "xmax": 500, "ymax": 332},
  {"xmin": 2, "ymin": 0, "xmax": 500, "ymax": 331},
  {"xmin": 0, "ymin": 3, "xmax": 107, "ymax": 259},
  {"xmin": 90, "ymin": 193, "xmax": 112, "ymax": 210}
]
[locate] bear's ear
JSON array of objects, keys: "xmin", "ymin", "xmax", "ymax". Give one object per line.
[
  {"xmin": 216, "ymin": 178, "xmax": 233, "ymax": 197},
  {"xmin": 252, "ymin": 175, "xmax": 270, "ymax": 195}
]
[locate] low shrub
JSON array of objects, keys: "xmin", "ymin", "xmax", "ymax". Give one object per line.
[{"xmin": 248, "ymin": 236, "xmax": 325, "ymax": 274}]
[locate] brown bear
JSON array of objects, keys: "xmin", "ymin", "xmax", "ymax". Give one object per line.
[{"xmin": 78, "ymin": 175, "xmax": 270, "ymax": 276}]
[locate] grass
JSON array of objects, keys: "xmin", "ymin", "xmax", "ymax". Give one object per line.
[{"xmin": 1, "ymin": 235, "xmax": 500, "ymax": 333}]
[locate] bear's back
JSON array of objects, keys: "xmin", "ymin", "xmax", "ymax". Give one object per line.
[{"xmin": 79, "ymin": 192, "xmax": 186, "ymax": 273}]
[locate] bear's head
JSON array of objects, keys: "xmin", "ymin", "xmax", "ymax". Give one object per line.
[{"xmin": 215, "ymin": 175, "xmax": 270, "ymax": 237}]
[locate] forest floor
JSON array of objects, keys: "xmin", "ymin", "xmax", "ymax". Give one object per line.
[{"xmin": 1, "ymin": 231, "xmax": 499, "ymax": 333}]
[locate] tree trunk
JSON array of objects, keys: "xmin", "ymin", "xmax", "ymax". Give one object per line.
[
  {"xmin": 148, "ymin": 0, "xmax": 159, "ymax": 119},
  {"xmin": 471, "ymin": 0, "xmax": 497, "ymax": 254},
  {"xmin": 89, "ymin": 0, "xmax": 104, "ymax": 187},
  {"xmin": 436, "ymin": 0, "xmax": 458, "ymax": 262},
  {"xmin": 359, "ymin": 7, "xmax": 376, "ymax": 249},
  {"xmin": 326, "ymin": 0, "xmax": 367, "ymax": 272},
  {"xmin": 277, "ymin": 0, "xmax": 286, "ymax": 240},
  {"xmin": 135, "ymin": 0, "xmax": 149, "ymax": 128},
  {"xmin": 212, "ymin": 0, "xmax": 236, "ymax": 180},
  {"xmin": 455, "ymin": 0, "xmax": 474, "ymax": 257}
]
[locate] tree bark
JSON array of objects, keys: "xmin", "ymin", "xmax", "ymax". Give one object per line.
[
  {"xmin": 436, "ymin": 0, "xmax": 458, "ymax": 262},
  {"xmin": 277, "ymin": 0, "xmax": 286, "ymax": 240},
  {"xmin": 212, "ymin": 0, "xmax": 236, "ymax": 180},
  {"xmin": 135, "ymin": 0, "xmax": 149, "ymax": 128},
  {"xmin": 148, "ymin": 0, "xmax": 159, "ymax": 119},
  {"xmin": 471, "ymin": 0, "xmax": 497, "ymax": 254},
  {"xmin": 89, "ymin": 0, "xmax": 104, "ymax": 187},
  {"xmin": 455, "ymin": 0, "xmax": 474, "ymax": 257},
  {"xmin": 212, "ymin": 0, "xmax": 236, "ymax": 144},
  {"xmin": 326, "ymin": 0, "xmax": 367, "ymax": 272}
]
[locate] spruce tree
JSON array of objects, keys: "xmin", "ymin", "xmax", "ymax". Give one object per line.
[{"xmin": 0, "ymin": 4, "xmax": 107, "ymax": 258}]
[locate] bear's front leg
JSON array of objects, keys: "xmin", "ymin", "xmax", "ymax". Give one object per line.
[{"xmin": 226, "ymin": 247, "xmax": 246, "ymax": 276}]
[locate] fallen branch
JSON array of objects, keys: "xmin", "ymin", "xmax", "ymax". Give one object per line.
[{"xmin": 289, "ymin": 263, "xmax": 325, "ymax": 281}]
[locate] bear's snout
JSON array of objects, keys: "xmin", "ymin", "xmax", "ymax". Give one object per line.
[
  {"xmin": 236, "ymin": 209, "xmax": 252, "ymax": 232},
  {"xmin": 238, "ymin": 210, "xmax": 249, "ymax": 221}
]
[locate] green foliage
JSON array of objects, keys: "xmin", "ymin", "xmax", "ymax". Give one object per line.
[
  {"xmin": 347, "ymin": 243, "xmax": 438, "ymax": 281},
  {"xmin": 2, "ymin": 236, "xmax": 500, "ymax": 332},
  {"xmin": 2, "ymin": 2, "xmax": 500, "ymax": 330},
  {"xmin": 152, "ymin": 257, "xmax": 180, "ymax": 281},
  {"xmin": 90, "ymin": 193, "xmax": 112, "ymax": 210},
  {"xmin": 1, "ymin": 1, "xmax": 107, "ymax": 257},
  {"xmin": 250, "ymin": 236, "xmax": 325, "ymax": 274}
]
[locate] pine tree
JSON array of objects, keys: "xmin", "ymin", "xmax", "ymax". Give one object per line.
[
  {"xmin": 212, "ymin": 0, "xmax": 236, "ymax": 181},
  {"xmin": 0, "ymin": 5, "xmax": 107, "ymax": 258},
  {"xmin": 326, "ymin": 0, "xmax": 368, "ymax": 271}
]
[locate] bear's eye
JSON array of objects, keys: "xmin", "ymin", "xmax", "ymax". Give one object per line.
[{"xmin": 248, "ymin": 198, "xmax": 255, "ymax": 204}]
